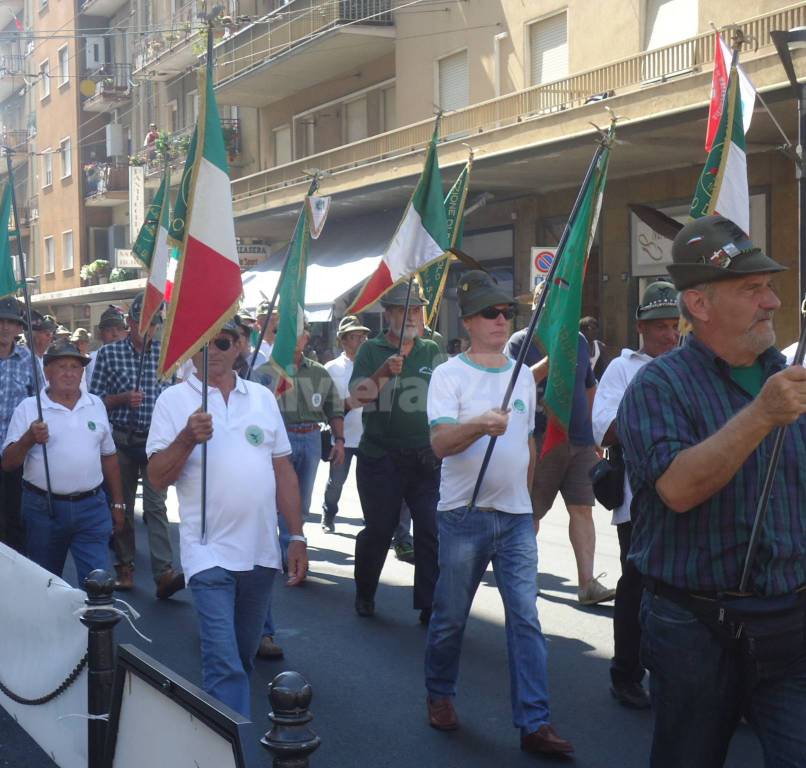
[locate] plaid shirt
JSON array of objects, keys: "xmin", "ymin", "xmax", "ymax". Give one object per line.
[
  {"xmin": 617, "ymin": 334, "xmax": 806, "ymax": 597},
  {"xmin": 0, "ymin": 345, "xmax": 34, "ymax": 446},
  {"xmin": 89, "ymin": 338, "xmax": 169, "ymax": 432}
]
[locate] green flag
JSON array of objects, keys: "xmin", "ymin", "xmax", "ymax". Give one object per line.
[
  {"xmin": 536, "ymin": 131, "xmax": 612, "ymax": 453},
  {"xmin": 167, "ymin": 128, "xmax": 198, "ymax": 247},
  {"xmin": 0, "ymin": 184, "xmax": 19, "ymax": 298},
  {"xmin": 419, "ymin": 155, "xmax": 473, "ymax": 329}
]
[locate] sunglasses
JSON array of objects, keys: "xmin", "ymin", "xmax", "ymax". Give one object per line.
[
  {"xmin": 212, "ymin": 337, "xmax": 233, "ymax": 351},
  {"xmin": 478, "ymin": 306, "xmax": 515, "ymax": 320}
]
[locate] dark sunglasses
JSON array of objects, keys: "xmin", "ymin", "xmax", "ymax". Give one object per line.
[
  {"xmin": 478, "ymin": 306, "xmax": 515, "ymax": 320},
  {"xmin": 212, "ymin": 337, "xmax": 233, "ymax": 351}
]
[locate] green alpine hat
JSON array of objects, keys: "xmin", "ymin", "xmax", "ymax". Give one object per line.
[
  {"xmin": 457, "ymin": 270, "xmax": 514, "ymax": 318},
  {"xmin": 30, "ymin": 310, "xmax": 57, "ymax": 332},
  {"xmin": 667, "ymin": 215, "xmax": 786, "ymax": 290},
  {"xmin": 380, "ymin": 281, "xmax": 428, "ymax": 308},
  {"xmin": 43, "ymin": 340, "xmax": 90, "ymax": 367},
  {"xmin": 0, "ymin": 297, "xmax": 23, "ymax": 324},
  {"xmin": 337, "ymin": 315, "xmax": 370, "ymax": 337},
  {"xmin": 635, "ymin": 281, "xmax": 679, "ymax": 321},
  {"xmin": 98, "ymin": 304, "xmax": 126, "ymax": 329}
]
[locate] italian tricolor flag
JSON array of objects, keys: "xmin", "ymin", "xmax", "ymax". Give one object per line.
[
  {"xmin": 132, "ymin": 166, "xmax": 171, "ymax": 334},
  {"xmin": 158, "ymin": 60, "xmax": 242, "ymax": 378},
  {"xmin": 348, "ymin": 122, "xmax": 449, "ymax": 313}
]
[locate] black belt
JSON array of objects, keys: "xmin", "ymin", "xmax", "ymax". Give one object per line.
[
  {"xmin": 23, "ymin": 480, "xmax": 103, "ymax": 503},
  {"xmin": 645, "ymin": 577, "xmax": 806, "ymax": 604},
  {"xmin": 113, "ymin": 427, "xmax": 149, "ymax": 439}
]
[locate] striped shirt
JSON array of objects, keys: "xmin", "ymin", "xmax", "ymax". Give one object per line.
[
  {"xmin": 0, "ymin": 345, "xmax": 34, "ymax": 446},
  {"xmin": 617, "ymin": 334, "xmax": 806, "ymax": 597}
]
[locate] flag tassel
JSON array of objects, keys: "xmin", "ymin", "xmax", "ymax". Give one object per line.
[
  {"xmin": 467, "ymin": 133, "xmax": 612, "ymax": 509},
  {"xmin": 3, "ymin": 151, "xmax": 55, "ymax": 517}
]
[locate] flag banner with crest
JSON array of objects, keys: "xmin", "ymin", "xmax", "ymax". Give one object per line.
[
  {"xmin": 0, "ymin": 183, "xmax": 19, "ymax": 299},
  {"xmin": 705, "ymin": 33, "xmax": 755, "ymax": 152}
]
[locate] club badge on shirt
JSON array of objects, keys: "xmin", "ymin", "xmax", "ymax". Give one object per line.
[
  {"xmin": 245, "ymin": 425, "xmax": 264, "ymax": 446},
  {"xmin": 88, "ymin": 421, "xmax": 97, "ymax": 431},
  {"xmin": 311, "ymin": 393, "xmax": 322, "ymax": 408},
  {"xmin": 513, "ymin": 399, "xmax": 526, "ymax": 414}
]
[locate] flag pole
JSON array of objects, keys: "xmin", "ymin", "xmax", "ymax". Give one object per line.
[
  {"xmin": 739, "ymin": 294, "xmax": 806, "ymax": 591},
  {"xmin": 467, "ymin": 135, "xmax": 610, "ymax": 510},
  {"xmin": 246, "ymin": 174, "xmax": 320, "ymax": 379},
  {"xmin": 3, "ymin": 150, "xmax": 55, "ymax": 517}
]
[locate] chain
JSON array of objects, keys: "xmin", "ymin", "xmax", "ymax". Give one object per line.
[{"xmin": 0, "ymin": 653, "xmax": 88, "ymax": 706}]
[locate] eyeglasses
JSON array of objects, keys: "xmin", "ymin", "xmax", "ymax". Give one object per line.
[
  {"xmin": 478, "ymin": 306, "xmax": 515, "ymax": 320},
  {"xmin": 212, "ymin": 337, "xmax": 233, "ymax": 351}
]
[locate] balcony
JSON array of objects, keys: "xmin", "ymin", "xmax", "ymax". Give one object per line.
[
  {"xmin": 84, "ymin": 163, "xmax": 129, "ymax": 206},
  {"xmin": 214, "ymin": 0, "xmax": 394, "ymax": 107},
  {"xmin": 80, "ymin": 0, "xmax": 129, "ymax": 18},
  {"xmin": 132, "ymin": 118, "xmax": 242, "ymax": 181},
  {"xmin": 229, "ymin": 2, "xmax": 806, "ymax": 218},
  {"xmin": 0, "ymin": 54, "xmax": 25, "ymax": 103},
  {"xmin": 81, "ymin": 64, "xmax": 132, "ymax": 113},
  {"xmin": 0, "ymin": 130, "xmax": 28, "ymax": 166}
]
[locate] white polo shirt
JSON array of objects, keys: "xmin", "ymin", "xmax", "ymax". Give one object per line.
[
  {"xmin": 591, "ymin": 348, "xmax": 653, "ymax": 525},
  {"xmin": 324, "ymin": 352, "xmax": 362, "ymax": 448},
  {"xmin": 427, "ymin": 353, "xmax": 536, "ymax": 515},
  {"xmin": 146, "ymin": 373, "xmax": 292, "ymax": 581},
  {"xmin": 3, "ymin": 389, "xmax": 116, "ymax": 494}
]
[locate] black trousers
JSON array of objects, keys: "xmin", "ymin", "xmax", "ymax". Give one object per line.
[
  {"xmin": 611, "ymin": 521, "xmax": 644, "ymax": 685},
  {"xmin": 354, "ymin": 447, "xmax": 439, "ymax": 610},
  {"xmin": 0, "ymin": 466, "xmax": 25, "ymax": 554}
]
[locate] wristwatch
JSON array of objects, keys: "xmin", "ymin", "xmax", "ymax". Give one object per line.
[
  {"xmin": 288, "ymin": 534, "xmax": 307, "ymax": 544},
  {"xmin": 111, "ymin": 503, "xmax": 125, "ymax": 510},
  {"xmin": 334, "ymin": 437, "xmax": 345, "ymax": 443}
]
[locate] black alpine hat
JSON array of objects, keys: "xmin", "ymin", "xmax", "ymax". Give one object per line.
[{"xmin": 43, "ymin": 340, "xmax": 90, "ymax": 367}]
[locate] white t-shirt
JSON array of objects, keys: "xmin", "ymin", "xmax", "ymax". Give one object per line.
[
  {"xmin": 591, "ymin": 348, "xmax": 653, "ymax": 525},
  {"xmin": 427, "ymin": 353, "xmax": 536, "ymax": 515},
  {"xmin": 3, "ymin": 389, "xmax": 116, "ymax": 494},
  {"xmin": 146, "ymin": 373, "xmax": 292, "ymax": 581},
  {"xmin": 324, "ymin": 352, "xmax": 362, "ymax": 449}
]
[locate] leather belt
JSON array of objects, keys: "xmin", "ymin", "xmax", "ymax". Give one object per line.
[
  {"xmin": 23, "ymin": 480, "xmax": 103, "ymax": 503},
  {"xmin": 286, "ymin": 423, "xmax": 320, "ymax": 434}
]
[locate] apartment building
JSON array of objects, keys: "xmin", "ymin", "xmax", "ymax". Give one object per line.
[{"xmin": 3, "ymin": 0, "xmax": 806, "ymax": 347}]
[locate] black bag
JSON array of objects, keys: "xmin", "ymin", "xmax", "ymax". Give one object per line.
[
  {"xmin": 320, "ymin": 426, "xmax": 332, "ymax": 462},
  {"xmin": 589, "ymin": 445, "xmax": 625, "ymax": 510}
]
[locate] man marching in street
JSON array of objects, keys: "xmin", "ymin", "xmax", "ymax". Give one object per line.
[
  {"xmin": 424, "ymin": 271, "xmax": 572, "ymax": 756},
  {"xmin": 147, "ymin": 319, "xmax": 307, "ymax": 719},
  {"xmin": 350, "ymin": 281, "xmax": 442, "ymax": 622},
  {"xmin": 85, "ymin": 305, "xmax": 128, "ymax": 386},
  {"xmin": 592, "ymin": 280, "xmax": 679, "ymax": 709},
  {"xmin": 618, "ymin": 215, "xmax": 806, "ymax": 767},
  {"xmin": 2, "ymin": 340, "xmax": 125, "ymax": 586},
  {"xmin": 90, "ymin": 291, "xmax": 184, "ymax": 599}
]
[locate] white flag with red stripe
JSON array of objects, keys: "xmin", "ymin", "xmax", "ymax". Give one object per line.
[{"xmin": 705, "ymin": 33, "xmax": 755, "ymax": 152}]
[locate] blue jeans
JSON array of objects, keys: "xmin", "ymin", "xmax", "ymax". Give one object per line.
[
  {"xmin": 425, "ymin": 507, "xmax": 550, "ymax": 734},
  {"xmin": 287, "ymin": 429, "xmax": 321, "ymax": 519},
  {"xmin": 322, "ymin": 447, "xmax": 356, "ymax": 523},
  {"xmin": 640, "ymin": 591, "xmax": 806, "ymax": 767},
  {"xmin": 190, "ymin": 565, "xmax": 276, "ymax": 718},
  {"xmin": 22, "ymin": 488, "xmax": 112, "ymax": 588}
]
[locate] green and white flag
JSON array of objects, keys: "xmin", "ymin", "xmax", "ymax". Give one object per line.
[
  {"xmin": 691, "ymin": 65, "xmax": 749, "ymax": 234},
  {"xmin": 0, "ymin": 183, "xmax": 19, "ymax": 298}
]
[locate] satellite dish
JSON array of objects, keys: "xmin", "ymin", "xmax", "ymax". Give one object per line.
[{"xmin": 79, "ymin": 79, "xmax": 97, "ymax": 97}]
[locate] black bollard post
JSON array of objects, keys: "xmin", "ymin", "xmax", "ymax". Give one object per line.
[
  {"xmin": 260, "ymin": 671, "xmax": 321, "ymax": 768},
  {"xmin": 79, "ymin": 569, "xmax": 122, "ymax": 768}
]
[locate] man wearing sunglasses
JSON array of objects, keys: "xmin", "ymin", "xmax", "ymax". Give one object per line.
[
  {"xmin": 146, "ymin": 319, "xmax": 306, "ymax": 719},
  {"xmin": 424, "ymin": 270, "xmax": 572, "ymax": 756}
]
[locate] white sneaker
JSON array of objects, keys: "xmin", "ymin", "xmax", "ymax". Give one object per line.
[{"xmin": 578, "ymin": 574, "xmax": 616, "ymax": 605}]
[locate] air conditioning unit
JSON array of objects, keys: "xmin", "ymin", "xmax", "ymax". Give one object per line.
[{"xmin": 106, "ymin": 123, "xmax": 126, "ymax": 157}]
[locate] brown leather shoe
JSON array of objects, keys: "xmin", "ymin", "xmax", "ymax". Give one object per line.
[
  {"xmin": 257, "ymin": 635, "xmax": 284, "ymax": 659},
  {"xmin": 521, "ymin": 724, "xmax": 574, "ymax": 756},
  {"xmin": 114, "ymin": 564, "xmax": 134, "ymax": 591},
  {"xmin": 155, "ymin": 568, "xmax": 185, "ymax": 600},
  {"xmin": 427, "ymin": 696, "xmax": 458, "ymax": 731}
]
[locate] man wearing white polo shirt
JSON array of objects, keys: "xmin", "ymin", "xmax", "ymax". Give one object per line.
[
  {"xmin": 147, "ymin": 319, "xmax": 307, "ymax": 719},
  {"xmin": 2, "ymin": 340, "xmax": 125, "ymax": 587}
]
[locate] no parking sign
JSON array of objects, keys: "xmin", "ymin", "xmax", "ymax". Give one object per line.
[{"xmin": 530, "ymin": 247, "xmax": 557, "ymax": 289}]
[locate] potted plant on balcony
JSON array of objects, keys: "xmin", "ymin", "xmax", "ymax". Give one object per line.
[
  {"xmin": 89, "ymin": 259, "xmax": 110, "ymax": 284},
  {"xmin": 79, "ymin": 263, "xmax": 93, "ymax": 284},
  {"xmin": 110, "ymin": 267, "xmax": 138, "ymax": 283},
  {"xmin": 128, "ymin": 155, "xmax": 145, "ymax": 166}
]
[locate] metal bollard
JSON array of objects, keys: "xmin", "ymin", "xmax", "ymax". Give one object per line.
[
  {"xmin": 260, "ymin": 671, "xmax": 321, "ymax": 768},
  {"xmin": 79, "ymin": 569, "xmax": 121, "ymax": 768}
]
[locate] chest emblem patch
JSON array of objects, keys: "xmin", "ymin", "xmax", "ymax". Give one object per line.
[
  {"xmin": 87, "ymin": 421, "xmax": 97, "ymax": 431},
  {"xmin": 512, "ymin": 399, "xmax": 526, "ymax": 414},
  {"xmin": 245, "ymin": 425, "xmax": 264, "ymax": 446},
  {"xmin": 311, "ymin": 393, "xmax": 323, "ymax": 408}
]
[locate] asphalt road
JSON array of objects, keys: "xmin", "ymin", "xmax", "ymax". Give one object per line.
[{"xmin": 1, "ymin": 467, "xmax": 763, "ymax": 767}]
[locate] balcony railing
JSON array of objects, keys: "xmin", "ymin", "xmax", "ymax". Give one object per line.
[
  {"xmin": 214, "ymin": 0, "xmax": 392, "ymax": 88},
  {"xmin": 230, "ymin": 1, "xmax": 806, "ymax": 212},
  {"xmin": 0, "ymin": 54, "xmax": 25, "ymax": 77},
  {"xmin": 0, "ymin": 130, "xmax": 28, "ymax": 154},
  {"xmin": 84, "ymin": 162, "xmax": 128, "ymax": 198},
  {"xmin": 82, "ymin": 63, "xmax": 133, "ymax": 111}
]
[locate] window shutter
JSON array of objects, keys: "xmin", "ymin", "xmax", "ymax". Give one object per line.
[
  {"xmin": 530, "ymin": 13, "xmax": 568, "ymax": 86},
  {"xmin": 438, "ymin": 51, "xmax": 469, "ymax": 112}
]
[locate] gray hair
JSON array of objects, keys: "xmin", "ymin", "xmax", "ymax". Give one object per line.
[{"xmin": 677, "ymin": 283, "xmax": 715, "ymax": 323}]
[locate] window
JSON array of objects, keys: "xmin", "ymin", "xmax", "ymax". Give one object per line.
[
  {"xmin": 39, "ymin": 60, "xmax": 50, "ymax": 100},
  {"xmin": 529, "ymin": 12, "xmax": 568, "ymax": 86},
  {"xmin": 437, "ymin": 50, "xmax": 469, "ymax": 112},
  {"xmin": 44, "ymin": 236, "xmax": 55, "ymax": 273},
  {"xmin": 62, "ymin": 231, "xmax": 74, "ymax": 271},
  {"xmin": 345, "ymin": 97, "xmax": 367, "ymax": 144},
  {"xmin": 273, "ymin": 124, "xmax": 291, "ymax": 166},
  {"xmin": 59, "ymin": 137, "xmax": 71, "ymax": 178},
  {"xmin": 644, "ymin": 0, "xmax": 698, "ymax": 50},
  {"xmin": 58, "ymin": 46, "xmax": 69, "ymax": 86},
  {"xmin": 42, "ymin": 150, "xmax": 53, "ymax": 188}
]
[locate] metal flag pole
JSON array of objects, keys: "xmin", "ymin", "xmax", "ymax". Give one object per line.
[
  {"xmin": 3, "ymin": 150, "xmax": 55, "ymax": 516},
  {"xmin": 739, "ymin": 294, "xmax": 806, "ymax": 592},
  {"xmin": 200, "ymin": 344, "xmax": 209, "ymax": 544},
  {"xmin": 246, "ymin": 174, "xmax": 321, "ymax": 379},
  {"xmin": 467, "ymin": 136, "xmax": 610, "ymax": 510}
]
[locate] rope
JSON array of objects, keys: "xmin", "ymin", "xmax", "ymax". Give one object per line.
[{"xmin": 0, "ymin": 653, "xmax": 87, "ymax": 706}]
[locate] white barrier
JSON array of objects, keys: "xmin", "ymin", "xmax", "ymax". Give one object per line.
[{"xmin": 0, "ymin": 543, "xmax": 88, "ymax": 768}]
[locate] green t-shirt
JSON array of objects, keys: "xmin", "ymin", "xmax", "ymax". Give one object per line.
[
  {"xmin": 350, "ymin": 334, "xmax": 443, "ymax": 457},
  {"xmin": 730, "ymin": 360, "xmax": 765, "ymax": 397}
]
